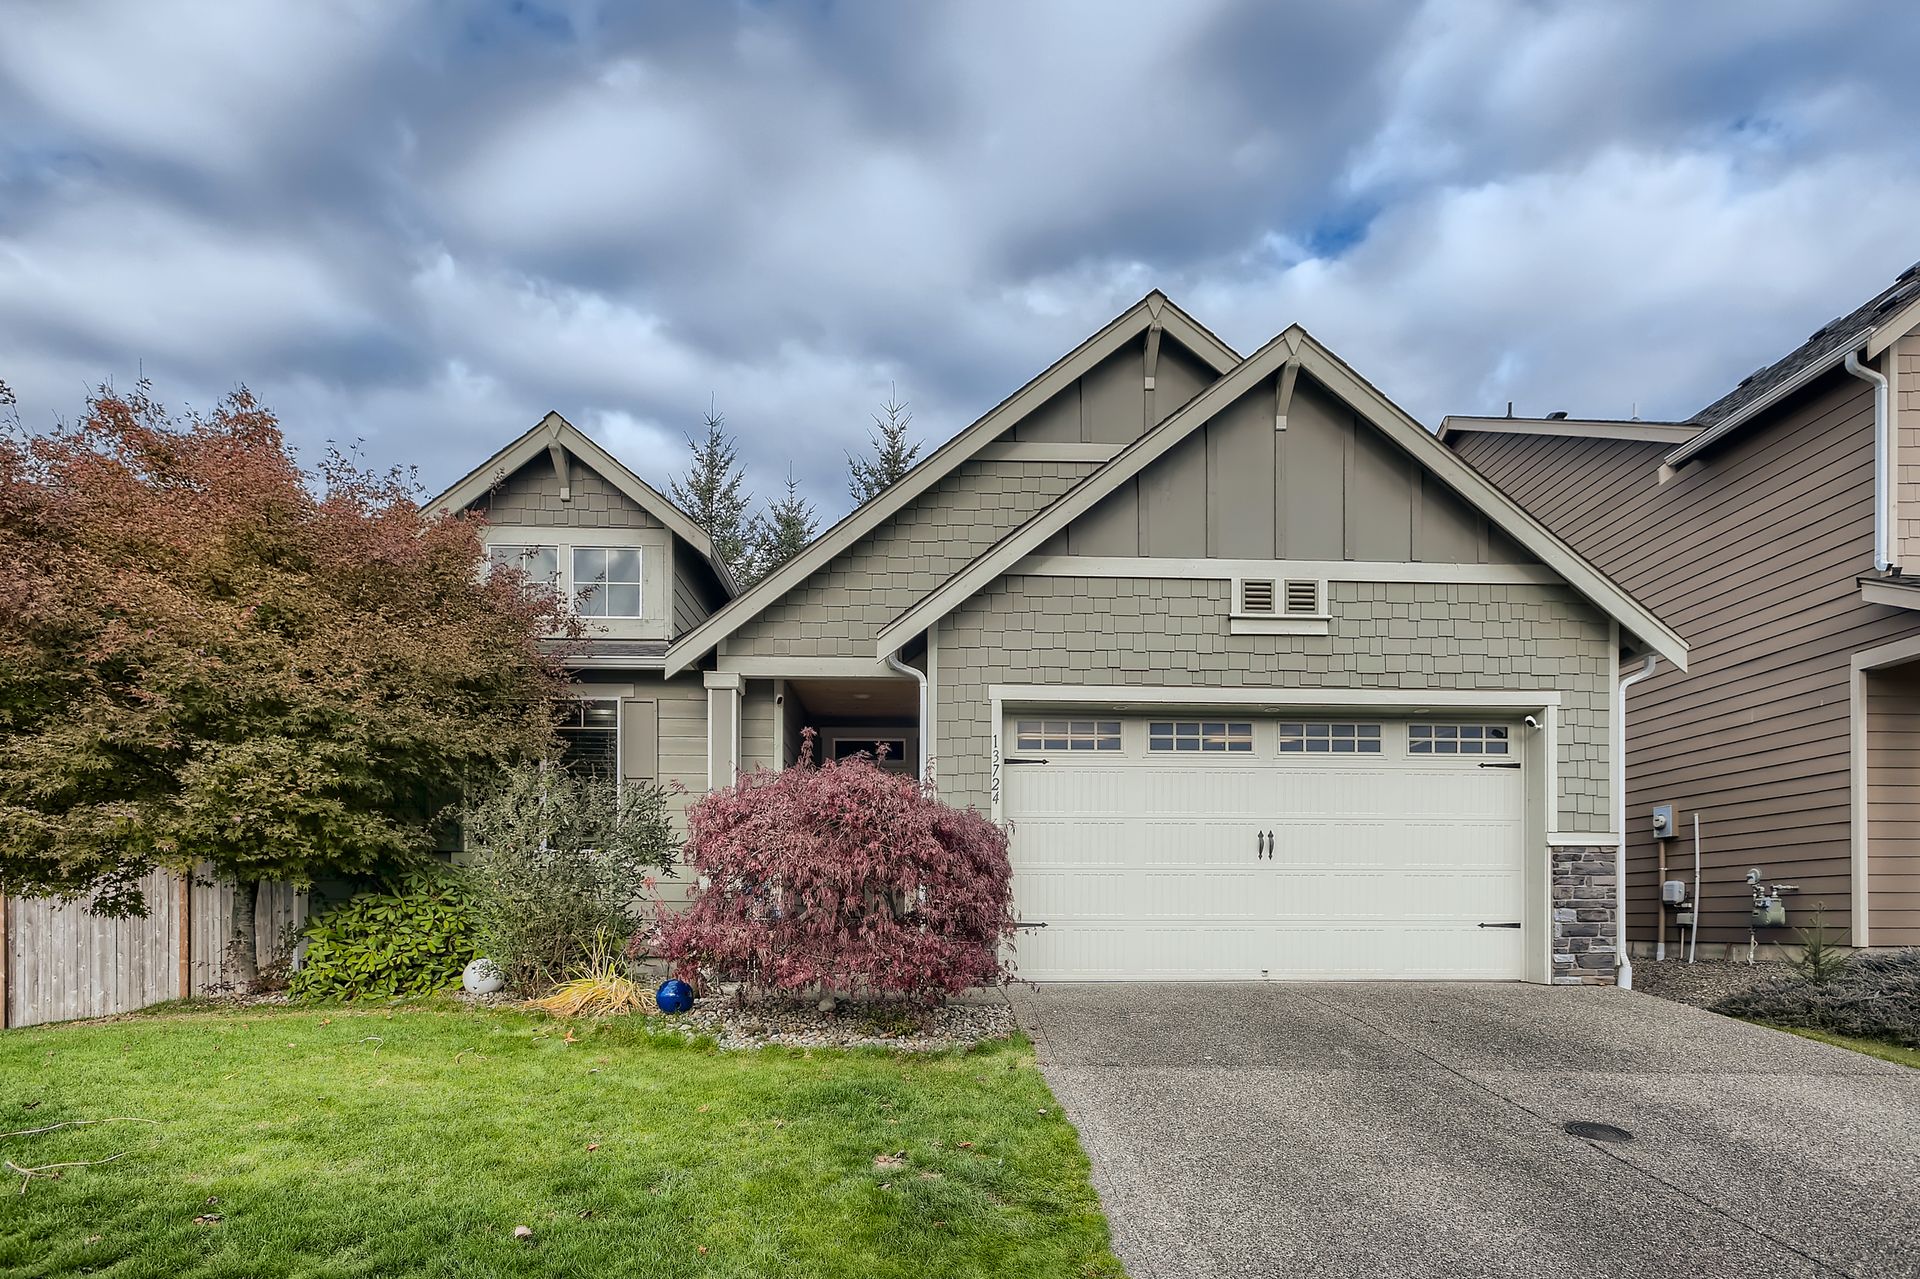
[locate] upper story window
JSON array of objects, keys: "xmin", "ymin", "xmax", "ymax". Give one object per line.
[
  {"xmin": 573, "ymin": 548, "xmax": 643, "ymax": 618},
  {"xmin": 488, "ymin": 544, "xmax": 559, "ymax": 586}
]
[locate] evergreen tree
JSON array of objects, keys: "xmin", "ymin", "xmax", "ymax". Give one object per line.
[
  {"xmin": 669, "ymin": 410, "xmax": 754, "ymax": 582},
  {"xmin": 742, "ymin": 467, "xmax": 818, "ymax": 588},
  {"xmin": 847, "ymin": 389, "xmax": 922, "ymax": 504}
]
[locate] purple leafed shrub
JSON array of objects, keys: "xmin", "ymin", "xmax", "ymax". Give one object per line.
[{"xmin": 652, "ymin": 732, "xmax": 1017, "ymax": 1006}]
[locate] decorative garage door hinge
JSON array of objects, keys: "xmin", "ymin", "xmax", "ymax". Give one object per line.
[
  {"xmin": 1003, "ymin": 756, "xmax": 1050, "ymax": 765},
  {"xmin": 1477, "ymin": 762, "xmax": 1521, "ymax": 769},
  {"xmin": 1477, "ymin": 922, "xmax": 1522, "ymax": 929}
]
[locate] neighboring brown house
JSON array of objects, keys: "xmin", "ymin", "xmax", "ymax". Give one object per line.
[{"xmin": 1443, "ymin": 263, "xmax": 1920, "ymax": 963}]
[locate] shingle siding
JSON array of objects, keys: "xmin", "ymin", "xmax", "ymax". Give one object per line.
[
  {"xmin": 478, "ymin": 457, "xmax": 664, "ymax": 530},
  {"xmin": 725, "ymin": 458, "xmax": 1097, "ymax": 658},
  {"xmin": 933, "ymin": 576, "xmax": 1611, "ymax": 831}
]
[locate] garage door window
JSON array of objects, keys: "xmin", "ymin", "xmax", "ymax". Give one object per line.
[
  {"xmin": 1409, "ymin": 724, "xmax": 1509, "ymax": 755},
  {"xmin": 1015, "ymin": 719, "xmax": 1121, "ymax": 751},
  {"xmin": 1277, "ymin": 722, "xmax": 1382, "ymax": 753},
  {"xmin": 1148, "ymin": 721, "xmax": 1253, "ymax": 752}
]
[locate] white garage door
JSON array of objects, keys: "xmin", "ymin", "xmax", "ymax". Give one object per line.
[{"xmin": 1003, "ymin": 715, "xmax": 1527, "ymax": 981}]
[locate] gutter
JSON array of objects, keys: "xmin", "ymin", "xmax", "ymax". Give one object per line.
[
  {"xmin": 884, "ymin": 649, "xmax": 929, "ymax": 785},
  {"xmin": 1664, "ymin": 328, "xmax": 1873, "ymax": 468},
  {"xmin": 1844, "ymin": 350, "xmax": 1893, "ymax": 573},
  {"xmin": 1613, "ymin": 654, "xmax": 1659, "ymax": 990}
]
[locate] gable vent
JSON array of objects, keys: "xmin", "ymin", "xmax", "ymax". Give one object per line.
[
  {"xmin": 1239, "ymin": 578, "xmax": 1276, "ymax": 614},
  {"xmin": 1282, "ymin": 580, "xmax": 1322, "ymax": 615}
]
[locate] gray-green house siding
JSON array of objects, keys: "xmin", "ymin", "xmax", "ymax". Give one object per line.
[
  {"xmin": 723, "ymin": 458, "xmax": 1098, "ymax": 659},
  {"xmin": 933, "ymin": 576, "xmax": 1612, "ymax": 831}
]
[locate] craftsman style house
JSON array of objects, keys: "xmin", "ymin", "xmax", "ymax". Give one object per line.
[{"xmin": 428, "ymin": 294, "xmax": 1685, "ymax": 987}]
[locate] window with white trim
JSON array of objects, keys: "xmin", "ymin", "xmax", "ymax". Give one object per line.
[
  {"xmin": 573, "ymin": 547, "xmax": 644, "ymax": 618},
  {"xmin": 1409, "ymin": 724, "xmax": 1509, "ymax": 755},
  {"xmin": 556, "ymin": 698, "xmax": 619, "ymax": 780},
  {"xmin": 1277, "ymin": 722, "xmax": 1382, "ymax": 753},
  {"xmin": 1014, "ymin": 719, "xmax": 1121, "ymax": 752},
  {"xmin": 1148, "ymin": 721, "xmax": 1254, "ymax": 753},
  {"xmin": 488, "ymin": 543, "xmax": 559, "ymax": 586}
]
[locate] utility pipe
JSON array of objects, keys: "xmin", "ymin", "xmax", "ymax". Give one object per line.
[
  {"xmin": 1614, "ymin": 654, "xmax": 1660, "ymax": 990},
  {"xmin": 885, "ymin": 649, "xmax": 929, "ymax": 787},
  {"xmin": 1844, "ymin": 350, "xmax": 1892, "ymax": 572},
  {"xmin": 1655, "ymin": 833, "xmax": 1668, "ymax": 962},
  {"xmin": 1689, "ymin": 812, "xmax": 1701, "ymax": 964}
]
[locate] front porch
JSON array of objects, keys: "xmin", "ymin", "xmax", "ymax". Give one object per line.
[{"xmin": 706, "ymin": 655, "xmax": 927, "ymax": 784}]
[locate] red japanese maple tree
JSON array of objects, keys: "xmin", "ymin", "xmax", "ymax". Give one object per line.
[
  {"xmin": 0, "ymin": 380, "xmax": 573, "ymax": 984},
  {"xmin": 654, "ymin": 735, "xmax": 1018, "ymax": 1006}
]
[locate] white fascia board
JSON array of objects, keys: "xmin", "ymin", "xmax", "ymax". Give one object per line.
[
  {"xmin": 986, "ymin": 684, "xmax": 1563, "ymax": 709},
  {"xmin": 1438, "ymin": 417, "xmax": 1699, "ymax": 445},
  {"xmin": 1011, "ymin": 555, "xmax": 1561, "ymax": 585}
]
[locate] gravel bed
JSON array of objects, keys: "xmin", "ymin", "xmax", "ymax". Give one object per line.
[
  {"xmin": 658, "ymin": 997, "xmax": 1015, "ymax": 1052},
  {"xmin": 1633, "ymin": 958, "xmax": 1792, "ymax": 1009}
]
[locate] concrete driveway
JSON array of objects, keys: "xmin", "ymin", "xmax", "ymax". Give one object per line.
[{"xmin": 1013, "ymin": 983, "xmax": 1920, "ymax": 1279}]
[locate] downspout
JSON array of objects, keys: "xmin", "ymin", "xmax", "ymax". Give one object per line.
[
  {"xmin": 1614, "ymin": 654, "xmax": 1659, "ymax": 990},
  {"xmin": 885, "ymin": 648, "xmax": 929, "ymax": 787},
  {"xmin": 1844, "ymin": 349, "xmax": 1892, "ymax": 572}
]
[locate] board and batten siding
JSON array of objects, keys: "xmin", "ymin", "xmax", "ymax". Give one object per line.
[
  {"xmin": 934, "ymin": 575, "xmax": 1613, "ymax": 832},
  {"xmin": 1453, "ymin": 372, "xmax": 1920, "ymax": 947},
  {"xmin": 1043, "ymin": 371, "xmax": 1530, "ymax": 564}
]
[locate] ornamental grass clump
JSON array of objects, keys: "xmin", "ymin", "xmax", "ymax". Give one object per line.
[{"xmin": 653, "ymin": 732, "xmax": 1017, "ymax": 1008}]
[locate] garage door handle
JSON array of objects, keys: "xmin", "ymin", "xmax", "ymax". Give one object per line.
[
  {"xmin": 1265, "ymin": 830, "xmax": 1274, "ymax": 860},
  {"xmin": 1477, "ymin": 922, "xmax": 1522, "ymax": 929}
]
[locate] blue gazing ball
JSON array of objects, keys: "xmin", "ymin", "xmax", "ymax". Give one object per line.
[{"xmin": 656, "ymin": 979, "xmax": 694, "ymax": 1014}]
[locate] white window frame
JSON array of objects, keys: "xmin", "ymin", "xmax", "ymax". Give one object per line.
[
  {"xmin": 1147, "ymin": 720, "xmax": 1256, "ymax": 753},
  {"xmin": 488, "ymin": 543, "xmax": 561, "ymax": 586},
  {"xmin": 571, "ymin": 546, "xmax": 646, "ymax": 619},
  {"xmin": 1409, "ymin": 723, "xmax": 1512, "ymax": 756},
  {"xmin": 1276, "ymin": 721, "xmax": 1384, "ymax": 755}
]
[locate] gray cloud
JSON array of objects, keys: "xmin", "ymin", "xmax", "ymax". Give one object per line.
[{"xmin": 3, "ymin": 0, "xmax": 1918, "ymax": 521}]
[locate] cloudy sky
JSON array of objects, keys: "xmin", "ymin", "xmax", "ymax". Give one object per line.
[{"xmin": 6, "ymin": 2, "xmax": 1920, "ymax": 522}]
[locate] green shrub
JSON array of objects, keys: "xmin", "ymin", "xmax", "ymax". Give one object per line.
[
  {"xmin": 289, "ymin": 870, "xmax": 479, "ymax": 1001},
  {"xmin": 462, "ymin": 763, "xmax": 680, "ymax": 993},
  {"xmin": 1714, "ymin": 949, "xmax": 1920, "ymax": 1048}
]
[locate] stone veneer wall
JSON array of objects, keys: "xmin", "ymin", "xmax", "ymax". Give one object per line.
[{"xmin": 1552, "ymin": 845, "xmax": 1617, "ymax": 985}]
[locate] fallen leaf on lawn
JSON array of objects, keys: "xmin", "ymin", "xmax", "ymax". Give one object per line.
[
  {"xmin": 888, "ymin": 1118, "xmax": 899, "ymax": 1125},
  {"xmin": 585, "ymin": 1143, "xmax": 601, "ymax": 1152},
  {"xmin": 698, "ymin": 1245, "xmax": 709, "ymax": 1256},
  {"xmin": 192, "ymin": 1215, "xmax": 222, "ymax": 1226},
  {"xmin": 1037, "ymin": 1108, "xmax": 1049, "ymax": 1115},
  {"xmin": 204, "ymin": 1196, "xmax": 220, "ymax": 1207},
  {"xmin": 319, "ymin": 1018, "xmax": 332, "ymax": 1026},
  {"xmin": 878, "ymin": 1182, "xmax": 892, "ymax": 1190},
  {"xmin": 563, "ymin": 1030, "xmax": 579, "ymax": 1045},
  {"xmin": 873, "ymin": 1153, "xmax": 906, "ymax": 1169},
  {"xmin": 956, "ymin": 1141, "xmax": 974, "ymax": 1149},
  {"xmin": 513, "ymin": 1225, "xmax": 533, "ymax": 1241},
  {"xmin": 648, "ymin": 1185, "xmax": 662, "ymax": 1195},
  {"xmin": 578, "ymin": 1209, "xmax": 594, "ymax": 1219},
  {"xmin": 696, "ymin": 1104, "xmax": 711, "ymax": 1114}
]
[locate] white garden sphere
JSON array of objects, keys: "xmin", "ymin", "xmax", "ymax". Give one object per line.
[{"xmin": 463, "ymin": 958, "xmax": 505, "ymax": 994}]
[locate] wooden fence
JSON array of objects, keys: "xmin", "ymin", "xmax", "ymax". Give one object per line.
[{"xmin": 1, "ymin": 872, "xmax": 308, "ymax": 1028}]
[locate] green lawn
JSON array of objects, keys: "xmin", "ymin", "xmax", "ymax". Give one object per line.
[
  {"xmin": 1778, "ymin": 1025, "xmax": 1920, "ymax": 1069},
  {"xmin": 0, "ymin": 1003, "xmax": 1124, "ymax": 1278}
]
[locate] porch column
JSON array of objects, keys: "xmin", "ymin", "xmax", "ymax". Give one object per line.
[{"xmin": 704, "ymin": 671, "xmax": 742, "ymax": 789}]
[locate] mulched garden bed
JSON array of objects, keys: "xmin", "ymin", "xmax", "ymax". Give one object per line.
[
  {"xmin": 1632, "ymin": 957, "xmax": 1792, "ymax": 1009},
  {"xmin": 665, "ymin": 996, "xmax": 1016, "ymax": 1052}
]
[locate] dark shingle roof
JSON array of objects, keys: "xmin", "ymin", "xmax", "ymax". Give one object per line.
[{"xmin": 1691, "ymin": 261, "xmax": 1920, "ymax": 428}]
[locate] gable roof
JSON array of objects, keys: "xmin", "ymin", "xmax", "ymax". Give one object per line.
[
  {"xmin": 662, "ymin": 291, "xmax": 1241, "ymax": 675},
  {"xmin": 1667, "ymin": 261, "xmax": 1920, "ymax": 467},
  {"xmin": 874, "ymin": 327, "xmax": 1689, "ymax": 671},
  {"xmin": 426, "ymin": 411, "xmax": 738, "ymax": 596}
]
